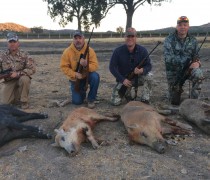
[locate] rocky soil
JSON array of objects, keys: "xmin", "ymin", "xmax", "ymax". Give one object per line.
[{"xmin": 0, "ymin": 38, "xmax": 210, "ymax": 180}]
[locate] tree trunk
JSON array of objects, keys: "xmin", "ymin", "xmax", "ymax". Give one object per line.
[
  {"xmin": 77, "ymin": 19, "xmax": 81, "ymax": 31},
  {"xmin": 125, "ymin": 4, "xmax": 134, "ymax": 30}
]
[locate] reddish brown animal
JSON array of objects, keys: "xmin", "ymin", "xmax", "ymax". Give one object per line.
[
  {"xmin": 52, "ymin": 107, "xmax": 119, "ymax": 156},
  {"xmin": 121, "ymin": 101, "xmax": 193, "ymax": 153}
]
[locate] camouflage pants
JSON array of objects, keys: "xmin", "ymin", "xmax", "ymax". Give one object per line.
[
  {"xmin": 167, "ymin": 68, "xmax": 204, "ymax": 99},
  {"xmin": 111, "ymin": 73, "xmax": 153, "ymax": 106}
]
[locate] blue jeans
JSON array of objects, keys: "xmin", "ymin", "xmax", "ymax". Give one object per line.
[{"xmin": 70, "ymin": 72, "xmax": 100, "ymax": 105}]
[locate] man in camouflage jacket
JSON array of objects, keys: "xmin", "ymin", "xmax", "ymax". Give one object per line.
[
  {"xmin": 163, "ymin": 16, "xmax": 204, "ymax": 105},
  {"xmin": 0, "ymin": 32, "xmax": 36, "ymax": 109}
]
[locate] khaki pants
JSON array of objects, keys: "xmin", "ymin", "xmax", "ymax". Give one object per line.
[{"xmin": 2, "ymin": 75, "xmax": 31, "ymax": 104}]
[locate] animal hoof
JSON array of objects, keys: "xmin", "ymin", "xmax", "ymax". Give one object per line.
[
  {"xmin": 42, "ymin": 113, "xmax": 48, "ymax": 118},
  {"xmin": 92, "ymin": 143, "xmax": 100, "ymax": 149},
  {"xmin": 47, "ymin": 133, "xmax": 52, "ymax": 139}
]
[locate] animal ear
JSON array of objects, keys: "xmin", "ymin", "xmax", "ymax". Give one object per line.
[
  {"xmin": 82, "ymin": 127, "xmax": 89, "ymax": 135},
  {"xmin": 54, "ymin": 129, "xmax": 60, "ymax": 133},
  {"xmin": 126, "ymin": 124, "xmax": 138, "ymax": 130},
  {"xmin": 54, "ymin": 128, "xmax": 65, "ymax": 134},
  {"xmin": 51, "ymin": 142, "xmax": 59, "ymax": 147}
]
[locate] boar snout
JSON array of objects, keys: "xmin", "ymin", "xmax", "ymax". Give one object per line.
[
  {"xmin": 65, "ymin": 143, "xmax": 78, "ymax": 155},
  {"xmin": 152, "ymin": 140, "xmax": 167, "ymax": 154}
]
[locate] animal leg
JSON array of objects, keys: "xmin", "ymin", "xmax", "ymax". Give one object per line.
[
  {"xmin": 15, "ymin": 112, "xmax": 48, "ymax": 122},
  {"xmin": 162, "ymin": 118, "xmax": 193, "ymax": 135},
  {"xmin": 92, "ymin": 113, "xmax": 120, "ymax": 122},
  {"xmin": 9, "ymin": 122, "xmax": 51, "ymax": 138},
  {"xmin": 0, "ymin": 124, "xmax": 51, "ymax": 147},
  {"xmin": 0, "ymin": 105, "xmax": 48, "ymax": 122},
  {"xmin": 83, "ymin": 127, "xmax": 99, "ymax": 149}
]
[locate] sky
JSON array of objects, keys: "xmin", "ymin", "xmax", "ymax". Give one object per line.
[{"xmin": 0, "ymin": 0, "xmax": 209, "ymax": 32}]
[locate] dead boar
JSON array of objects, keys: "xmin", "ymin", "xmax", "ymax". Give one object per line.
[
  {"xmin": 52, "ymin": 107, "xmax": 119, "ymax": 156},
  {"xmin": 0, "ymin": 104, "xmax": 51, "ymax": 147},
  {"xmin": 179, "ymin": 99, "xmax": 210, "ymax": 135},
  {"xmin": 121, "ymin": 101, "xmax": 193, "ymax": 153}
]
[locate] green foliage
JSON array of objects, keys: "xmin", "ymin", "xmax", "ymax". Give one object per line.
[
  {"xmin": 43, "ymin": 0, "xmax": 112, "ymax": 31},
  {"xmin": 116, "ymin": 26, "xmax": 124, "ymax": 33},
  {"xmin": 31, "ymin": 26, "xmax": 44, "ymax": 33}
]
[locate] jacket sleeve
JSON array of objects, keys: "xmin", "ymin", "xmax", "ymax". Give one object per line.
[
  {"xmin": 60, "ymin": 49, "xmax": 77, "ymax": 80},
  {"xmin": 88, "ymin": 48, "xmax": 99, "ymax": 72},
  {"xmin": 22, "ymin": 53, "xmax": 36, "ymax": 76},
  {"xmin": 109, "ymin": 50, "xmax": 125, "ymax": 83}
]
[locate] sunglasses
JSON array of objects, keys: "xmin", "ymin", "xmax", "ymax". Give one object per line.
[{"xmin": 8, "ymin": 40, "xmax": 18, "ymax": 43}]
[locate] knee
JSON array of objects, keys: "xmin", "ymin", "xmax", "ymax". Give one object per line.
[
  {"xmin": 19, "ymin": 76, "xmax": 31, "ymax": 84},
  {"xmin": 72, "ymin": 101, "xmax": 83, "ymax": 105},
  {"xmin": 72, "ymin": 99, "xmax": 83, "ymax": 105},
  {"xmin": 89, "ymin": 72, "xmax": 100, "ymax": 82}
]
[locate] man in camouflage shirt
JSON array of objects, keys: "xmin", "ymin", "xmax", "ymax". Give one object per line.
[
  {"xmin": 163, "ymin": 16, "xmax": 204, "ymax": 105},
  {"xmin": 0, "ymin": 32, "xmax": 36, "ymax": 109}
]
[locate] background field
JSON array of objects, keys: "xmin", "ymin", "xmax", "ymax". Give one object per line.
[{"xmin": 0, "ymin": 38, "xmax": 210, "ymax": 179}]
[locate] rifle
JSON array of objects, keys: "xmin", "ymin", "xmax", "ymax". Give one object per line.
[
  {"xmin": 118, "ymin": 41, "xmax": 161, "ymax": 98},
  {"xmin": 171, "ymin": 34, "xmax": 207, "ymax": 105},
  {"xmin": 74, "ymin": 28, "xmax": 94, "ymax": 92},
  {"xmin": 0, "ymin": 68, "xmax": 12, "ymax": 80}
]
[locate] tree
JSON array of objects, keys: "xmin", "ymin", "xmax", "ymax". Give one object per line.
[
  {"xmin": 31, "ymin": 26, "xmax": 44, "ymax": 33},
  {"xmin": 108, "ymin": 0, "xmax": 171, "ymax": 30},
  {"xmin": 116, "ymin": 26, "xmax": 124, "ymax": 33},
  {"xmin": 43, "ymin": 0, "xmax": 113, "ymax": 31}
]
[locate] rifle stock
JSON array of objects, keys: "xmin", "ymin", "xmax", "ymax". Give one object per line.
[
  {"xmin": 0, "ymin": 68, "xmax": 12, "ymax": 80},
  {"xmin": 118, "ymin": 41, "xmax": 161, "ymax": 98},
  {"xmin": 171, "ymin": 34, "xmax": 207, "ymax": 105},
  {"xmin": 74, "ymin": 28, "xmax": 94, "ymax": 92},
  {"xmin": 173, "ymin": 33, "xmax": 207, "ymax": 88}
]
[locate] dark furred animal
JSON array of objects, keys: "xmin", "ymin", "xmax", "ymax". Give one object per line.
[
  {"xmin": 179, "ymin": 99, "xmax": 210, "ymax": 135},
  {"xmin": 52, "ymin": 107, "xmax": 119, "ymax": 156},
  {"xmin": 121, "ymin": 101, "xmax": 193, "ymax": 153},
  {"xmin": 0, "ymin": 104, "xmax": 51, "ymax": 147}
]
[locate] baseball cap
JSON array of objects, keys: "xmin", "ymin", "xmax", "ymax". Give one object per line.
[
  {"xmin": 73, "ymin": 30, "xmax": 84, "ymax": 37},
  {"xmin": 7, "ymin": 32, "xmax": 19, "ymax": 42},
  {"xmin": 177, "ymin": 16, "xmax": 189, "ymax": 24},
  {"xmin": 125, "ymin": 27, "xmax": 137, "ymax": 36}
]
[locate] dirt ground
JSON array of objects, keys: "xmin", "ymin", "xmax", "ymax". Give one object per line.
[{"xmin": 0, "ymin": 37, "xmax": 210, "ymax": 180}]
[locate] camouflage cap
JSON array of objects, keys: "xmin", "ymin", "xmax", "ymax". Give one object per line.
[
  {"xmin": 177, "ymin": 16, "xmax": 189, "ymax": 24},
  {"xmin": 7, "ymin": 32, "xmax": 19, "ymax": 42},
  {"xmin": 73, "ymin": 30, "xmax": 84, "ymax": 37},
  {"xmin": 125, "ymin": 27, "xmax": 137, "ymax": 36}
]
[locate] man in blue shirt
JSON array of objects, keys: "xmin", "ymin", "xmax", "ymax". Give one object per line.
[{"xmin": 109, "ymin": 27, "xmax": 153, "ymax": 106}]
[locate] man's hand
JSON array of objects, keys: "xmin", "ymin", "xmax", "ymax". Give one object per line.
[
  {"xmin": 134, "ymin": 67, "xmax": 143, "ymax": 75},
  {"xmin": 80, "ymin": 58, "xmax": 87, "ymax": 67},
  {"xmin": 75, "ymin": 72, "xmax": 83, "ymax": 79},
  {"xmin": 10, "ymin": 71, "xmax": 20, "ymax": 78},
  {"xmin": 189, "ymin": 60, "xmax": 201, "ymax": 69},
  {"xmin": 123, "ymin": 79, "xmax": 132, "ymax": 87}
]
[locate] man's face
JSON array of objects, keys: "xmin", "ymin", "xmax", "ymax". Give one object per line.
[
  {"xmin": 176, "ymin": 22, "xmax": 189, "ymax": 37},
  {"xmin": 125, "ymin": 35, "xmax": 137, "ymax": 48},
  {"xmin": 73, "ymin": 35, "xmax": 85, "ymax": 50},
  {"xmin": 7, "ymin": 40, "xmax": 19, "ymax": 52}
]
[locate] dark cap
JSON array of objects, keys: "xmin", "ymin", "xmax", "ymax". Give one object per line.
[
  {"xmin": 73, "ymin": 30, "xmax": 84, "ymax": 37},
  {"xmin": 125, "ymin": 27, "xmax": 137, "ymax": 36},
  {"xmin": 7, "ymin": 32, "xmax": 19, "ymax": 42},
  {"xmin": 177, "ymin": 16, "xmax": 189, "ymax": 24}
]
